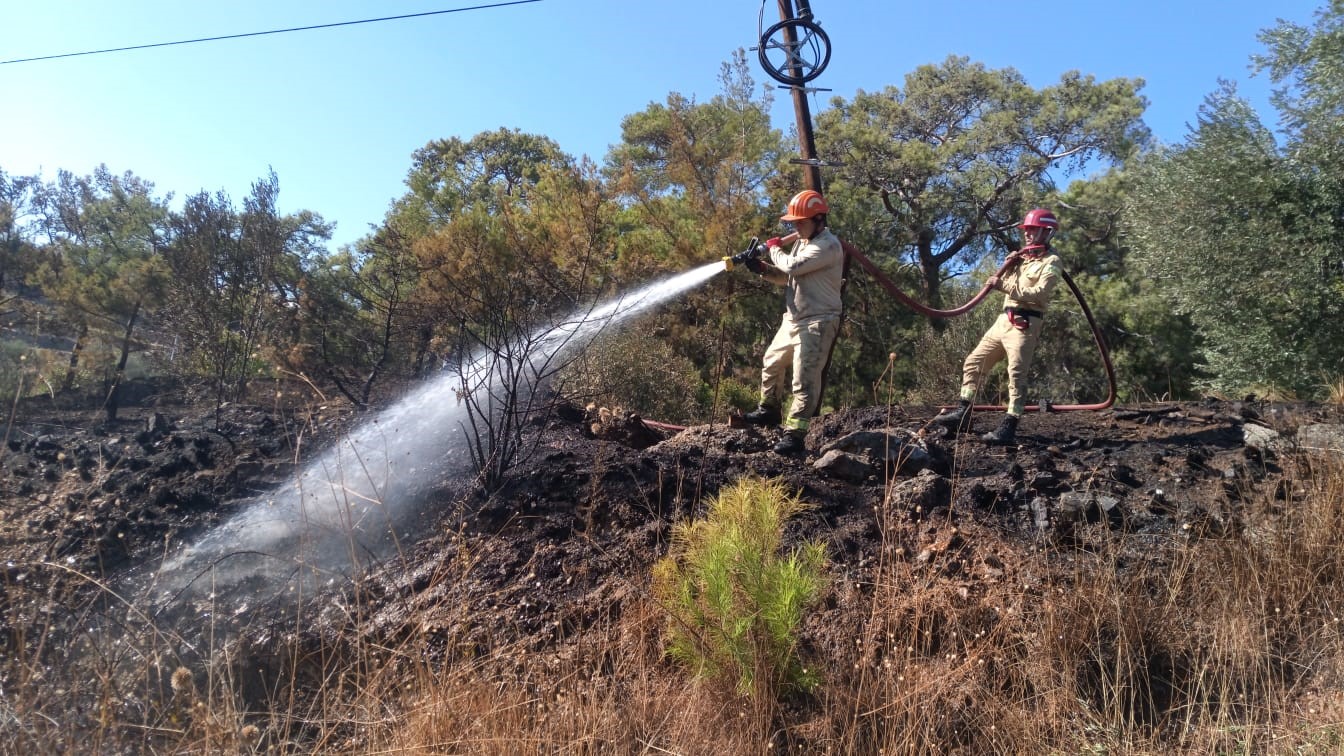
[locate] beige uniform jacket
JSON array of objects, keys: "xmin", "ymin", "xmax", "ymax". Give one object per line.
[
  {"xmin": 761, "ymin": 228, "xmax": 844, "ymax": 323},
  {"xmin": 998, "ymin": 253, "xmax": 1063, "ymax": 312}
]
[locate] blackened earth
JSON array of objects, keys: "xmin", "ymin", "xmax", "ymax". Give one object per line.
[{"xmin": 2, "ymin": 377, "xmax": 1339, "ymax": 746}]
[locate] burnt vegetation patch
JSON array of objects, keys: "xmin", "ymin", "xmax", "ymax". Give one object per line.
[{"xmin": 2, "ymin": 379, "xmax": 1344, "ymax": 752}]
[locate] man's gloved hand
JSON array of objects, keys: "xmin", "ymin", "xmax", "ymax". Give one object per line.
[
  {"xmin": 765, "ymin": 237, "xmax": 783, "ymax": 250},
  {"xmin": 745, "ymin": 257, "xmax": 766, "ymax": 274}
]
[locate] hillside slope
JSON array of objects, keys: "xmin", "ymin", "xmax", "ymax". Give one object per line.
[{"xmin": 2, "ymin": 381, "xmax": 1342, "ymax": 750}]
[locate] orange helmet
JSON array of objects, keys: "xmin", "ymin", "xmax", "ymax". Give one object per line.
[
  {"xmin": 780, "ymin": 189, "xmax": 829, "ymax": 222},
  {"xmin": 1019, "ymin": 208, "xmax": 1059, "ymax": 230}
]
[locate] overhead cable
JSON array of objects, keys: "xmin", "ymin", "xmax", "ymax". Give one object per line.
[{"xmin": 0, "ymin": 0, "xmax": 542, "ymax": 66}]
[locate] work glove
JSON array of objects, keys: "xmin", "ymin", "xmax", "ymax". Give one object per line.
[
  {"xmin": 745, "ymin": 257, "xmax": 766, "ymax": 274},
  {"xmin": 765, "ymin": 237, "xmax": 783, "ymax": 250}
]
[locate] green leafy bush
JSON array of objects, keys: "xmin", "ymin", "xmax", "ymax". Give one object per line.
[
  {"xmin": 652, "ymin": 477, "xmax": 828, "ymax": 697},
  {"xmin": 698, "ymin": 375, "xmax": 757, "ymax": 420},
  {"xmin": 559, "ymin": 327, "xmax": 705, "ymax": 423}
]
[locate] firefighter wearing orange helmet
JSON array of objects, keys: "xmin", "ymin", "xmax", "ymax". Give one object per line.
[
  {"xmin": 741, "ymin": 189, "xmax": 845, "ymax": 455},
  {"xmin": 932, "ymin": 208, "xmax": 1063, "ymax": 445}
]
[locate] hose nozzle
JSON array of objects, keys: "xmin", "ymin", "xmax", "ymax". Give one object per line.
[{"xmin": 725, "ymin": 236, "xmax": 763, "ymax": 271}]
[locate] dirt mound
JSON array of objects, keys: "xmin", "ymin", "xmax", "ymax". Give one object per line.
[{"xmin": 346, "ymin": 398, "xmax": 1337, "ymax": 657}]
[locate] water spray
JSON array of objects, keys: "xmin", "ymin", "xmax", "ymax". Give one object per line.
[{"xmin": 148, "ymin": 260, "xmax": 728, "ymax": 603}]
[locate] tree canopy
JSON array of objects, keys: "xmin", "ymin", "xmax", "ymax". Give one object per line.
[
  {"xmin": 7, "ymin": 8, "xmax": 1344, "ymax": 425},
  {"xmin": 1126, "ymin": 3, "xmax": 1344, "ymax": 396},
  {"xmin": 817, "ymin": 56, "xmax": 1149, "ymax": 307}
]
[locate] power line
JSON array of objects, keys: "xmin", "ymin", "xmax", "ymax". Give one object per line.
[{"xmin": 0, "ymin": 0, "xmax": 543, "ymax": 66}]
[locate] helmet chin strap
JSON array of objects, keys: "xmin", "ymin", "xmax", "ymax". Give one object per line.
[{"xmin": 1018, "ymin": 228, "xmax": 1053, "ymax": 256}]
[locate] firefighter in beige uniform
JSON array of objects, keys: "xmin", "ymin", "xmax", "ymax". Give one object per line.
[
  {"xmin": 933, "ymin": 208, "xmax": 1062, "ymax": 445},
  {"xmin": 742, "ymin": 190, "xmax": 844, "ymax": 455}
]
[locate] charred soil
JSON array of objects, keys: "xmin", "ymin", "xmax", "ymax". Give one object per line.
[{"xmin": 2, "ymin": 377, "xmax": 1342, "ymax": 749}]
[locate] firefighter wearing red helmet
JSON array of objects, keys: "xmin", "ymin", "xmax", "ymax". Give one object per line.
[
  {"xmin": 741, "ymin": 189, "xmax": 845, "ymax": 455},
  {"xmin": 932, "ymin": 208, "xmax": 1063, "ymax": 444}
]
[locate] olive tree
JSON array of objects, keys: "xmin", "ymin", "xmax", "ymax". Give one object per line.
[
  {"xmin": 1125, "ymin": 0, "xmax": 1344, "ymax": 397},
  {"xmin": 1126, "ymin": 83, "xmax": 1342, "ymax": 396}
]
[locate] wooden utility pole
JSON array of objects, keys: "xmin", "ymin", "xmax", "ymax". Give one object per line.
[{"xmin": 776, "ymin": 0, "xmax": 822, "ymax": 192}]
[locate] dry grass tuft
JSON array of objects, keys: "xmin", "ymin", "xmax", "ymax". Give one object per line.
[{"xmin": 1323, "ymin": 375, "xmax": 1344, "ymax": 405}]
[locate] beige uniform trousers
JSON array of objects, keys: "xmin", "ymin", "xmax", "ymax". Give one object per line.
[
  {"xmin": 959, "ymin": 311, "xmax": 1042, "ymax": 416},
  {"xmin": 760, "ymin": 315, "xmax": 841, "ymax": 431}
]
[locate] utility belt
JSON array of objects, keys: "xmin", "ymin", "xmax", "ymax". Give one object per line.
[{"xmin": 1004, "ymin": 306, "xmax": 1043, "ymax": 331}]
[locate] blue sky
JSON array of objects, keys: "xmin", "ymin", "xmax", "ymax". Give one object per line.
[{"xmin": 0, "ymin": 0, "xmax": 1323, "ymax": 251}]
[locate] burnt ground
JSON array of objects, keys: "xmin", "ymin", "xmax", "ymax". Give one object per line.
[{"xmin": 2, "ymin": 377, "xmax": 1342, "ymax": 744}]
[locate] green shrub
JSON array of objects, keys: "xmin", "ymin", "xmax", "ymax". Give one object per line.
[
  {"xmin": 905, "ymin": 298, "xmax": 998, "ymax": 405},
  {"xmin": 698, "ymin": 375, "xmax": 757, "ymax": 420},
  {"xmin": 652, "ymin": 477, "xmax": 828, "ymax": 697},
  {"xmin": 558, "ymin": 327, "xmax": 705, "ymax": 423}
]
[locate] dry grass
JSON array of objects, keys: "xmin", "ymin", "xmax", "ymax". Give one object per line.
[
  {"xmin": 6, "ymin": 452, "xmax": 1344, "ymax": 754},
  {"xmin": 1323, "ymin": 375, "xmax": 1344, "ymax": 406},
  {"xmin": 370, "ymin": 602, "xmax": 779, "ymax": 754}
]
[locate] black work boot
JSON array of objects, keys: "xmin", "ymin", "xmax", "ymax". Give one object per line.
[
  {"xmin": 743, "ymin": 404, "xmax": 781, "ymax": 426},
  {"xmin": 773, "ymin": 429, "xmax": 805, "ymax": 455},
  {"xmin": 981, "ymin": 415, "xmax": 1019, "ymax": 445},
  {"xmin": 932, "ymin": 399, "xmax": 971, "ymax": 431}
]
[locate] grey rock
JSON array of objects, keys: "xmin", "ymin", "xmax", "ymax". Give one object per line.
[
  {"xmin": 1297, "ymin": 423, "xmax": 1344, "ymax": 457},
  {"xmin": 1242, "ymin": 424, "xmax": 1283, "ymax": 456},
  {"xmin": 886, "ymin": 469, "xmax": 950, "ymax": 515},
  {"xmin": 821, "ymin": 429, "xmax": 935, "ymax": 476},
  {"xmin": 813, "ymin": 449, "xmax": 875, "ymax": 483}
]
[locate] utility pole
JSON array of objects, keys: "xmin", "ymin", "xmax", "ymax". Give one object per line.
[{"xmin": 776, "ymin": 0, "xmax": 822, "ymax": 192}]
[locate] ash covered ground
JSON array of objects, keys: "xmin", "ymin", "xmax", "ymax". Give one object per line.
[{"xmin": 2, "ymin": 377, "xmax": 1340, "ymax": 745}]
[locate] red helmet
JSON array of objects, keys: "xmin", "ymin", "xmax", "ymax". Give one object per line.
[
  {"xmin": 780, "ymin": 190, "xmax": 829, "ymax": 222},
  {"xmin": 1019, "ymin": 208, "xmax": 1059, "ymax": 230}
]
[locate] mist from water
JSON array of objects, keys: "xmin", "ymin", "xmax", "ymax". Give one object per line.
[{"xmin": 149, "ymin": 261, "xmax": 727, "ymax": 601}]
